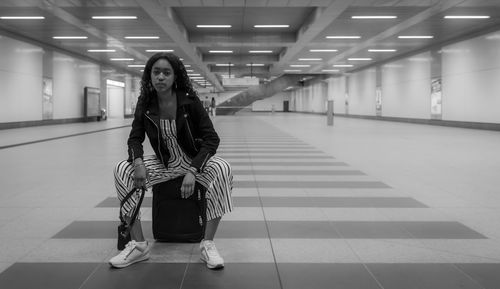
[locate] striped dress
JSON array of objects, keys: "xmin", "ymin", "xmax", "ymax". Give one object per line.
[{"xmin": 114, "ymin": 118, "xmax": 233, "ymax": 221}]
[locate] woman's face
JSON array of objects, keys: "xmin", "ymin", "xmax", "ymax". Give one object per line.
[{"xmin": 151, "ymin": 58, "xmax": 175, "ymax": 93}]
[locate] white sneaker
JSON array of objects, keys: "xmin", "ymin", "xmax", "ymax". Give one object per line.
[
  {"xmin": 109, "ymin": 240, "xmax": 150, "ymax": 268},
  {"xmin": 200, "ymin": 239, "xmax": 224, "ymax": 269}
]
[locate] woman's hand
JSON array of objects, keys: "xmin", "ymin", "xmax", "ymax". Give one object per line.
[
  {"xmin": 133, "ymin": 162, "xmax": 148, "ymax": 190},
  {"xmin": 181, "ymin": 171, "xmax": 196, "ymax": 198}
]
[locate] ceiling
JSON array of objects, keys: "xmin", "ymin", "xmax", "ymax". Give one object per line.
[{"xmin": 1, "ymin": 0, "xmax": 499, "ymax": 91}]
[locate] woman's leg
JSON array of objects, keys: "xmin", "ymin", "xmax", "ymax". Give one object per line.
[{"xmin": 204, "ymin": 217, "xmax": 221, "ymax": 240}]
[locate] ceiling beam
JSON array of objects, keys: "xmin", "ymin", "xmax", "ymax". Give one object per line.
[
  {"xmin": 309, "ymin": 0, "xmax": 469, "ymax": 73},
  {"xmin": 136, "ymin": 0, "xmax": 224, "ymax": 91},
  {"xmin": 270, "ymin": 0, "xmax": 354, "ymax": 74}
]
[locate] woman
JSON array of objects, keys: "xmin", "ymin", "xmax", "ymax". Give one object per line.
[{"xmin": 109, "ymin": 52, "xmax": 233, "ymax": 270}]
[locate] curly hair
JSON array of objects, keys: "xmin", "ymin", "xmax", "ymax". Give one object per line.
[{"xmin": 139, "ymin": 52, "xmax": 197, "ymax": 106}]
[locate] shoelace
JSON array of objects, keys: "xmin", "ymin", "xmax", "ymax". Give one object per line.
[
  {"xmin": 119, "ymin": 241, "xmax": 137, "ymax": 259},
  {"xmin": 204, "ymin": 242, "xmax": 220, "ymax": 258}
]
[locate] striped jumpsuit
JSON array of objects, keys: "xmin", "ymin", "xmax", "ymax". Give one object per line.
[{"xmin": 114, "ymin": 118, "xmax": 233, "ymax": 221}]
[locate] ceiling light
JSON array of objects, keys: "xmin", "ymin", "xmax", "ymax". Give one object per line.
[
  {"xmin": 322, "ymin": 69, "xmax": 339, "ymax": 72},
  {"xmin": 249, "ymin": 50, "xmax": 273, "ymax": 53},
  {"xmin": 53, "ymin": 36, "xmax": 88, "ymax": 39},
  {"xmin": 88, "ymin": 49, "xmax": 116, "ymax": 52},
  {"xmin": 333, "ymin": 64, "xmax": 353, "ymax": 67},
  {"xmin": 128, "ymin": 64, "xmax": 145, "ymax": 68},
  {"xmin": 146, "ymin": 49, "xmax": 174, "ymax": 52},
  {"xmin": 290, "ymin": 64, "xmax": 310, "ymax": 67},
  {"xmin": 326, "ymin": 36, "xmax": 361, "ymax": 39},
  {"xmin": 186, "ymin": 69, "xmax": 194, "ymax": 72},
  {"xmin": 348, "ymin": 58, "xmax": 372, "ymax": 61},
  {"xmin": 310, "ymin": 49, "xmax": 338, "ymax": 52},
  {"xmin": 125, "ymin": 36, "xmax": 159, "ymax": 39},
  {"xmin": 246, "ymin": 64, "xmax": 265, "ymax": 66},
  {"xmin": 298, "ymin": 58, "xmax": 322, "ymax": 61},
  {"xmin": 284, "ymin": 70, "xmax": 301, "ymax": 72},
  {"xmin": 110, "ymin": 58, "xmax": 134, "ymax": 61},
  {"xmin": 196, "ymin": 25, "xmax": 231, "ymax": 28},
  {"xmin": 351, "ymin": 16, "xmax": 397, "ymax": 19},
  {"xmin": 190, "ymin": 76, "xmax": 204, "ymax": 79},
  {"xmin": 0, "ymin": 16, "xmax": 45, "ymax": 19},
  {"xmin": 184, "ymin": 65, "xmax": 191, "ymax": 67},
  {"xmin": 368, "ymin": 49, "xmax": 396, "ymax": 52},
  {"xmin": 398, "ymin": 35, "xmax": 433, "ymax": 39},
  {"xmin": 444, "ymin": 15, "xmax": 490, "ymax": 19},
  {"xmin": 215, "ymin": 63, "xmax": 234, "ymax": 66},
  {"xmin": 92, "ymin": 16, "xmax": 137, "ymax": 19},
  {"xmin": 209, "ymin": 50, "xmax": 233, "ymax": 53},
  {"xmin": 187, "ymin": 73, "xmax": 201, "ymax": 76},
  {"xmin": 254, "ymin": 25, "xmax": 289, "ymax": 28}
]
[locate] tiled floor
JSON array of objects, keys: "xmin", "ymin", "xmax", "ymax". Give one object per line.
[{"xmin": 1, "ymin": 112, "xmax": 500, "ymax": 288}]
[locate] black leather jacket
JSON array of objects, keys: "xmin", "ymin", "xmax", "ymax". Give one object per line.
[{"xmin": 127, "ymin": 90, "xmax": 219, "ymax": 173}]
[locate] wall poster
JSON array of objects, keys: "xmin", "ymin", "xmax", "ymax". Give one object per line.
[
  {"xmin": 42, "ymin": 78, "xmax": 53, "ymax": 120},
  {"xmin": 430, "ymin": 78, "xmax": 442, "ymax": 119},
  {"xmin": 375, "ymin": 86, "xmax": 382, "ymax": 116}
]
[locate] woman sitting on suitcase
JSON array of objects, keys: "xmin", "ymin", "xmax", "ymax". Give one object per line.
[{"xmin": 109, "ymin": 52, "xmax": 233, "ymax": 270}]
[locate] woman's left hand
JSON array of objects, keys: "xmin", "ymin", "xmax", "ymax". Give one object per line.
[{"xmin": 181, "ymin": 171, "xmax": 196, "ymax": 198}]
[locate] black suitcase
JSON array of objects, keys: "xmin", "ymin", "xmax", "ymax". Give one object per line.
[{"xmin": 152, "ymin": 177, "xmax": 207, "ymax": 242}]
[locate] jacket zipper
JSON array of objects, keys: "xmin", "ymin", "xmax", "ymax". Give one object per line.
[
  {"xmin": 184, "ymin": 113, "xmax": 198, "ymax": 151},
  {"xmin": 144, "ymin": 113, "xmax": 166, "ymax": 165}
]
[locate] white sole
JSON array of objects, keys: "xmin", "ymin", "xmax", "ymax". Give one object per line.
[
  {"xmin": 200, "ymin": 256, "xmax": 224, "ymax": 269},
  {"xmin": 110, "ymin": 254, "xmax": 150, "ymax": 268}
]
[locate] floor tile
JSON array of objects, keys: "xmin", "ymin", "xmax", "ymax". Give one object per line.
[
  {"xmin": 20, "ymin": 239, "xmax": 116, "ymax": 262},
  {"xmin": 149, "ymin": 242, "xmax": 195, "ymax": 263},
  {"xmin": 456, "ymin": 263, "xmax": 500, "ymax": 289},
  {"xmin": 267, "ymin": 221, "xmax": 340, "ymax": 238},
  {"xmin": 182, "ymin": 263, "xmax": 281, "ymax": 289},
  {"xmin": 0, "ymin": 262, "xmax": 100, "ymax": 289},
  {"xmin": 366, "ymin": 263, "xmax": 484, "ymax": 289},
  {"xmin": 232, "ymin": 169, "xmax": 365, "ymax": 175},
  {"xmin": 271, "ymin": 239, "xmax": 360, "ymax": 263},
  {"xmin": 234, "ymin": 181, "xmax": 391, "ymax": 188},
  {"xmin": 277, "ymin": 263, "xmax": 381, "ymax": 289},
  {"xmin": 400, "ymin": 221, "xmax": 487, "ymax": 239},
  {"xmin": 333, "ymin": 221, "xmax": 412, "ymax": 239},
  {"xmin": 227, "ymin": 161, "xmax": 347, "ymax": 166},
  {"xmin": 80, "ymin": 263, "xmax": 186, "ymax": 289}
]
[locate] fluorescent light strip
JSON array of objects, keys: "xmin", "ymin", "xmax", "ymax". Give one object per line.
[
  {"xmin": 0, "ymin": 16, "xmax": 45, "ymax": 19},
  {"xmin": 284, "ymin": 70, "xmax": 301, "ymax": 72},
  {"xmin": 187, "ymin": 73, "xmax": 201, "ymax": 76},
  {"xmin": 246, "ymin": 64, "xmax": 265, "ymax": 66},
  {"xmin": 298, "ymin": 58, "xmax": 322, "ymax": 61},
  {"xmin": 184, "ymin": 65, "xmax": 191, "ymax": 67},
  {"xmin": 128, "ymin": 64, "xmax": 145, "ymax": 67},
  {"xmin": 398, "ymin": 35, "xmax": 433, "ymax": 39},
  {"xmin": 351, "ymin": 16, "xmax": 397, "ymax": 19},
  {"xmin": 310, "ymin": 49, "xmax": 338, "ymax": 52},
  {"xmin": 368, "ymin": 49, "xmax": 396, "ymax": 52},
  {"xmin": 254, "ymin": 25, "xmax": 289, "ymax": 28},
  {"xmin": 125, "ymin": 36, "xmax": 159, "ymax": 39},
  {"xmin": 209, "ymin": 50, "xmax": 233, "ymax": 53},
  {"xmin": 333, "ymin": 64, "xmax": 353, "ymax": 67},
  {"xmin": 290, "ymin": 64, "xmax": 310, "ymax": 67},
  {"xmin": 326, "ymin": 36, "xmax": 361, "ymax": 39},
  {"xmin": 110, "ymin": 58, "xmax": 134, "ymax": 61},
  {"xmin": 186, "ymin": 69, "xmax": 194, "ymax": 72},
  {"xmin": 92, "ymin": 16, "xmax": 137, "ymax": 19},
  {"xmin": 322, "ymin": 69, "xmax": 339, "ymax": 72},
  {"xmin": 348, "ymin": 58, "xmax": 372, "ymax": 61},
  {"xmin": 53, "ymin": 36, "xmax": 88, "ymax": 39},
  {"xmin": 146, "ymin": 49, "xmax": 173, "ymax": 52},
  {"xmin": 215, "ymin": 64, "xmax": 234, "ymax": 66},
  {"xmin": 249, "ymin": 50, "xmax": 273, "ymax": 53},
  {"xmin": 196, "ymin": 25, "xmax": 231, "ymax": 28},
  {"xmin": 190, "ymin": 76, "xmax": 204, "ymax": 79},
  {"xmin": 88, "ymin": 49, "xmax": 116, "ymax": 52},
  {"xmin": 444, "ymin": 15, "xmax": 490, "ymax": 19}
]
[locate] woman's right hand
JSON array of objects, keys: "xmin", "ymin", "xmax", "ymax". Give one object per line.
[{"xmin": 133, "ymin": 163, "xmax": 148, "ymax": 190}]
